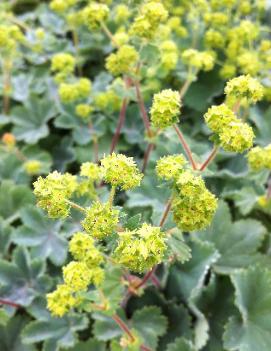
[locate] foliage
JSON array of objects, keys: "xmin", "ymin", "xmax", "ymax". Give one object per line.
[{"xmin": 1, "ymin": 1, "xmax": 271, "ymax": 351}]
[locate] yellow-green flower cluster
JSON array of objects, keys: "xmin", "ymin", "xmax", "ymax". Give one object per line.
[
  {"xmin": 204, "ymin": 103, "xmax": 254, "ymax": 153},
  {"xmin": 82, "ymin": 201, "xmax": 119, "ymax": 239},
  {"xmin": 182, "ymin": 49, "xmax": 216, "ymax": 72},
  {"xmin": 59, "ymin": 78, "xmax": 92, "ymax": 103},
  {"xmin": 47, "ymin": 284, "xmax": 79, "ymax": 317},
  {"xmin": 204, "ymin": 104, "xmax": 235, "ymax": 134},
  {"xmin": 24, "ymin": 160, "xmax": 42, "ymax": 175},
  {"xmin": 94, "ymin": 89, "xmax": 122, "ymax": 112},
  {"xmin": 160, "ymin": 40, "xmax": 178, "ymax": 70},
  {"xmin": 33, "ymin": 171, "xmax": 77, "ymax": 218},
  {"xmin": 247, "ymin": 145, "xmax": 271, "ymax": 171},
  {"xmin": 75, "ymin": 104, "xmax": 93, "ymax": 119},
  {"xmin": 47, "ymin": 231, "xmax": 105, "ymax": 317},
  {"xmin": 114, "ymin": 223, "xmax": 166, "ymax": 272},
  {"xmin": 114, "ymin": 4, "xmax": 130, "ymax": 22},
  {"xmin": 172, "ymin": 171, "xmax": 218, "ymax": 232},
  {"xmin": 219, "ymin": 121, "xmax": 254, "ymax": 153},
  {"xmin": 80, "ymin": 162, "xmax": 101, "ymax": 180},
  {"xmin": 50, "ymin": 0, "xmax": 78, "ymax": 12},
  {"xmin": 0, "ymin": 24, "xmax": 24, "ymax": 56},
  {"xmin": 51, "ymin": 53, "xmax": 75, "ymax": 83},
  {"xmin": 150, "ymin": 89, "xmax": 181, "ymax": 129},
  {"xmin": 63, "ymin": 261, "xmax": 93, "ymax": 291},
  {"xmin": 205, "ymin": 29, "xmax": 225, "ymax": 48},
  {"xmin": 101, "ymin": 153, "xmax": 143, "ymax": 190},
  {"xmin": 105, "ymin": 45, "xmax": 139, "ymax": 76},
  {"xmin": 156, "ymin": 154, "xmax": 187, "ymax": 181},
  {"xmin": 129, "ymin": 1, "xmax": 168, "ymax": 39},
  {"xmin": 69, "ymin": 232, "xmax": 104, "ymax": 266},
  {"xmin": 82, "ymin": 3, "xmax": 109, "ymax": 30},
  {"xmin": 225, "ymin": 75, "xmax": 264, "ymax": 104}
]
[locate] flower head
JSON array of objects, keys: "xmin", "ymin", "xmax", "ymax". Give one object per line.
[
  {"xmin": 156, "ymin": 154, "xmax": 187, "ymax": 181},
  {"xmin": 114, "ymin": 223, "xmax": 166, "ymax": 272},
  {"xmin": 81, "ymin": 201, "xmax": 119, "ymax": 239},
  {"xmin": 225, "ymin": 75, "xmax": 264, "ymax": 104},
  {"xmin": 106, "ymin": 45, "xmax": 139, "ymax": 76},
  {"xmin": 101, "ymin": 153, "xmax": 143, "ymax": 190},
  {"xmin": 33, "ymin": 171, "xmax": 77, "ymax": 218},
  {"xmin": 172, "ymin": 171, "xmax": 218, "ymax": 232},
  {"xmin": 150, "ymin": 89, "xmax": 181, "ymax": 129}
]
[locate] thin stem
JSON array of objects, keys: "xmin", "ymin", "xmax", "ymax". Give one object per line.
[
  {"xmin": 0, "ymin": 298, "xmax": 20, "ymax": 308},
  {"xmin": 159, "ymin": 198, "xmax": 173, "ymax": 227},
  {"xmin": 179, "ymin": 77, "xmax": 192, "ymax": 99},
  {"xmin": 72, "ymin": 29, "xmax": 83, "ymax": 76},
  {"xmin": 100, "ymin": 22, "xmax": 119, "ymax": 47},
  {"xmin": 134, "ymin": 80, "xmax": 152, "ymax": 137},
  {"xmin": 108, "ymin": 186, "xmax": 116, "ymax": 207},
  {"xmin": 173, "ymin": 124, "xmax": 197, "ymax": 170},
  {"xmin": 199, "ymin": 146, "xmax": 219, "ymax": 171},
  {"xmin": 142, "ymin": 143, "xmax": 155, "ymax": 172},
  {"xmin": 135, "ymin": 266, "xmax": 157, "ymax": 290},
  {"xmin": 112, "ymin": 314, "xmax": 135, "ymax": 341},
  {"xmin": 110, "ymin": 97, "xmax": 128, "ymax": 153},
  {"xmin": 65, "ymin": 200, "xmax": 86, "ymax": 213}
]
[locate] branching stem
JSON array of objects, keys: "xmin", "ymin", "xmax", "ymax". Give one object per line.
[{"xmin": 173, "ymin": 124, "xmax": 197, "ymax": 170}]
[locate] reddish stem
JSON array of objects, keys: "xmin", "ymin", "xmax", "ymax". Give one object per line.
[
  {"xmin": 199, "ymin": 146, "xmax": 219, "ymax": 171},
  {"xmin": 135, "ymin": 267, "xmax": 157, "ymax": 290},
  {"xmin": 134, "ymin": 80, "xmax": 151, "ymax": 137},
  {"xmin": 0, "ymin": 299, "xmax": 20, "ymax": 308},
  {"xmin": 112, "ymin": 314, "xmax": 135, "ymax": 341},
  {"xmin": 150, "ymin": 275, "xmax": 161, "ymax": 288},
  {"xmin": 110, "ymin": 97, "xmax": 128, "ymax": 153},
  {"xmin": 159, "ymin": 199, "xmax": 172, "ymax": 227},
  {"xmin": 142, "ymin": 143, "xmax": 155, "ymax": 172},
  {"xmin": 173, "ymin": 124, "xmax": 197, "ymax": 170}
]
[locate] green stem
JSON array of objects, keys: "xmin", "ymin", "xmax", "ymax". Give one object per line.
[
  {"xmin": 108, "ymin": 186, "xmax": 116, "ymax": 207},
  {"xmin": 65, "ymin": 200, "xmax": 86, "ymax": 213}
]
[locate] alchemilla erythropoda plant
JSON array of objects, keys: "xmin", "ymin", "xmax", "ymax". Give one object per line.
[{"xmin": 1, "ymin": 1, "xmax": 271, "ymax": 351}]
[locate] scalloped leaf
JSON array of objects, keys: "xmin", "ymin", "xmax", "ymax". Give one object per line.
[
  {"xmin": 22, "ymin": 314, "xmax": 88, "ymax": 350},
  {"xmin": 11, "ymin": 95, "xmax": 56, "ymax": 144},
  {"xmin": 224, "ymin": 266, "xmax": 271, "ymax": 351},
  {"xmin": 132, "ymin": 306, "xmax": 168, "ymax": 349},
  {"xmin": 196, "ymin": 201, "xmax": 267, "ymax": 274},
  {"xmin": 166, "ymin": 337, "xmax": 196, "ymax": 351},
  {"xmin": 12, "ymin": 206, "xmax": 68, "ymax": 266}
]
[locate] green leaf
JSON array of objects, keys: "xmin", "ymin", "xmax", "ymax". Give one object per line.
[
  {"xmin": 166, "ymin": 240, "xmax": 219, "ymax": 301},
  {"xmin": 11, "ymin": 95, "xmax": 56, "ymax": 144},
  {"xmin": 166, "ymin": 337, "xmax": 196, "ymax": 351},
  {"xmin": 124, "ymin": 214, "xmax": 142, "ymax": 230},
  {"xmin": 0, "ymin": 308, "xmax": 10, "ymax": 326},
  {"xmin": 62, "ymin": 338, "xmax": 106, "ymax": 351},
  {"xmin": 223, "ymin": 266, "xmax": 271, "ymax": 351},
  {"xmin": 132, "ymin": 306, "xmax": 168, "ymax": 349},
  {"xmin": 22, "ymin": 314, "xmax": 88, "ymax": 349},
  {"xmin": 93, "ymin": 313, "xmax": 122, "ymax": 341},
  {"xmin": 12, "ymin": 206, "xmax": 68, "ymax": 266},
  {"xmin": 0, "ymin": 218, "xmax": 12, "ymax": 257},
  {"xmin": 184, "ymin": 69, "xmax": 224, "ymax": 112},
  {"xmin": 249, "ymin": 106, "xmax": 271, "ymax": 146},
  {"xmin": 0, "ymin": 316, "xmax": 37, "ymax": 351},
  {"xmin": 166, "ymin": 230, "xmax": 191, "ymax": 263},
  {"xmin": 195, "ymin": 201, "xmax": 267, "ymax": 274},
  {"xmin": 196, "ymin": 275, "xmax": 235, "ymax": 351},
  {"xmin": 225, "ymin": 187, "xmax": 258, "ymax": 215},
  {"xmin": 0, "ymin": 181, "xmax": 34, "ymax": 224},
  {"xmin": 0, "ymin": 247, "xmax": 52, "ymax": 306}
]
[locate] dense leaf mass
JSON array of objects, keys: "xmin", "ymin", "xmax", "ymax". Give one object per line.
[{"xmin": 0, "ymin": 0, "xmax": 271, "ymax": 350}]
